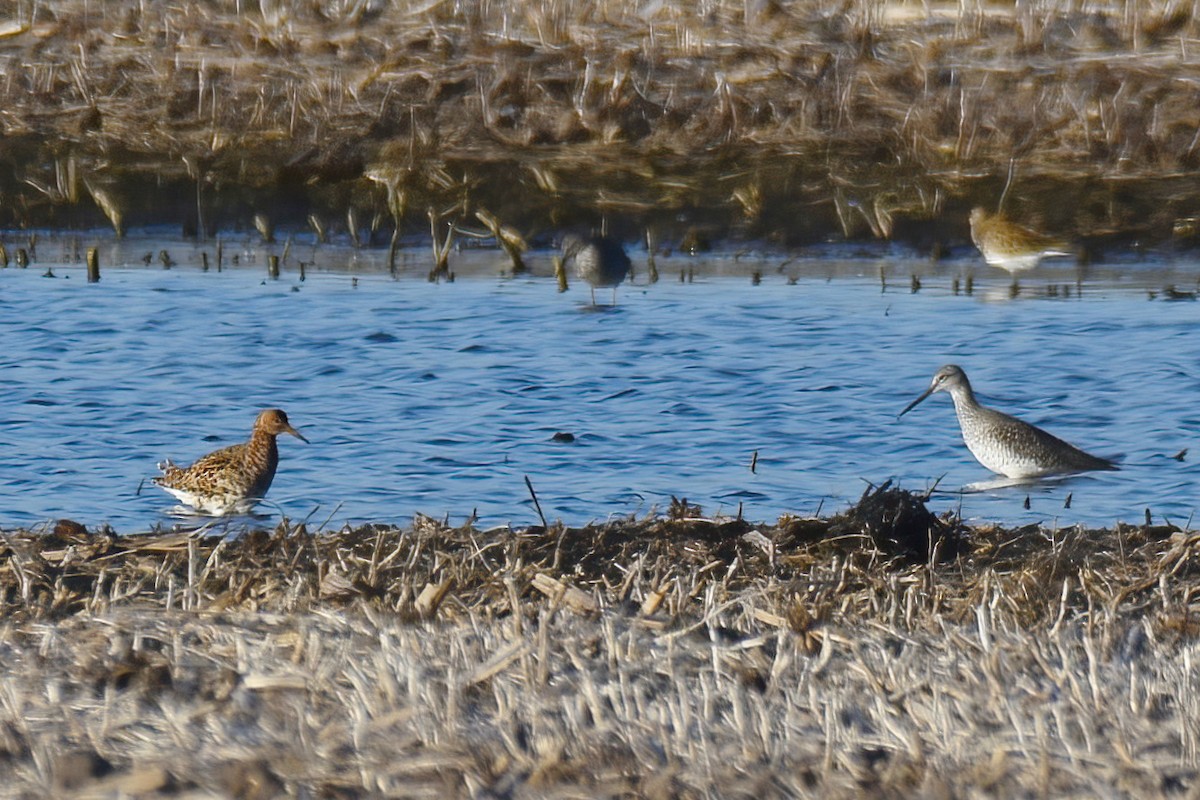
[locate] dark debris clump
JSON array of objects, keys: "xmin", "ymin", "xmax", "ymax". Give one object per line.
[{"xmin": 836, "ymin": 480, "xmax": 964, "ymax": 562}]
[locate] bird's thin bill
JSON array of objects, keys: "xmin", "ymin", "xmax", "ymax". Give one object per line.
[
  {"xmin": 286, "ymin": 426, "xmax": 310, "ymax": 443},
  {"xmin": 898, "ymin": 388, "xmax": 933, "ymax": 418}
]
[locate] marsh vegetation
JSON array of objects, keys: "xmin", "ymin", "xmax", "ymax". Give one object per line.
[{"xmin": 0, "ymin": 0, "xmax": 1198, "ymax": 254}]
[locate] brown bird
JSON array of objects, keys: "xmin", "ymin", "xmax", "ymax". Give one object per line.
[
  {"xmin": 969, "ymin": 207, "xmax": 1073, "ymax": 274},
  {"xmin": 154, "ymin": 408, "xmax": 308, "ymax": 515}
]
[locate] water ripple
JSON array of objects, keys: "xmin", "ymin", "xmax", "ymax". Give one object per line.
[{"xmin": 0, "ymin": 259, "xmax": 1196, "ymax": 531}]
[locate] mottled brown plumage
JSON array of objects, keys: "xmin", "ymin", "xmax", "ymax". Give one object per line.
[
  {"xmin": 969, "ymin": 207, "xmax": 1073, "ymax": 274},
  {"xmin": 154, "ymin": 409, "xmax": 308, "ymax": 515}
]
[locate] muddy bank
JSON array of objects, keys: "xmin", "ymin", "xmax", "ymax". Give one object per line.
[
  {"xmin": 0, "ymin": 1, "xmax": 1198, "ymax": 255},
  {"xmin": 1, "ymin": 487, "xmax": 1198, "ymax": 795}
]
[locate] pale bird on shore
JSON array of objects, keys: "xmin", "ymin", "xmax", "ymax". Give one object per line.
[
  {"xmin": 899, "ymin": 365, "xmax": 1117, "ymax": 479},
  {"xmin": 554, "ymin": 234, "xmax": 631, "ymax": 305},
  {"xmin": 154, "ymin": 409, "xmax": 308, "ymax": 515},
  {"xmin": 969, "ymin": 207, "xmax": 1074, "ymax": 274}
]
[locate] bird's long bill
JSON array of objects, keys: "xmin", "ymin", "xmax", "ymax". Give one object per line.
[
  {"xmin": 285, "ymin": 425, "xmax": 310, "ymax": 444},
  {"xmin": 898, "ymin": 387, "xmax": 934, "ymax": 418},
  {"xmin": 553, "ymin": 256, "xmax": 568, "ymax": 293}
]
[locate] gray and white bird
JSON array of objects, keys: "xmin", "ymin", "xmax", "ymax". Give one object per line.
[
  {"xmin": 899, "ymin": 365, "xmax": 1117, "ymax": 479},
  {"xmin": 554, "ymin": 234, "xmax": 631, "ymax": 305}
]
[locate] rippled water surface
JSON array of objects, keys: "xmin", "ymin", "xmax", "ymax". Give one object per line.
[{"xmin": 1, "ymin": 236, "xmax": 1198, "ymax": 533}]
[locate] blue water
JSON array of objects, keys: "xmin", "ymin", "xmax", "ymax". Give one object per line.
[{"xmin": 1, "ymin": 236, "xmax": 1197, "ymax": 533}]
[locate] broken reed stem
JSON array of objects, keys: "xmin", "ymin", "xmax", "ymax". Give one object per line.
[
  {"xmin": 476, "ymin": 208, "xmax": 528, "ymax": 273},
  {"xmin": 86, "ymin": 247, "xmax": 99, "ymax": 282},
  {"xmin": 427, "ymin": 208, "xmax": 457, "ymax": 281},
  {"xmin": 524, "ymin": 475, "xmax": 548, "ymax": 528}
]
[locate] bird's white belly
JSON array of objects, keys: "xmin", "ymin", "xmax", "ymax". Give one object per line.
[
  {"xmin": 964, "ymin": 437, "xmax": 1050, "ymax": 479},
  {"xmin": 159, "ymin": 485, "xmax": 258, "ymax": 516},
  {"xmin": 985, "ymin": 253, "xmax": 1042, "ymax": 273}
]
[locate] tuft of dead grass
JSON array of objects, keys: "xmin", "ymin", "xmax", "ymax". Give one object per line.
[{"xmin": 1, "ymin": 487, "xmax": 1198, "ymax": 795}]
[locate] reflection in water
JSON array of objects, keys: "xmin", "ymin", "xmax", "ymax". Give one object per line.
[
  {"xmin": 0, "ymin": 240, "xmax": 1196, "ymax": 533},
  {"xmin": 962, "ymin": 475, "xmax": 1081, "ymax": 492}
]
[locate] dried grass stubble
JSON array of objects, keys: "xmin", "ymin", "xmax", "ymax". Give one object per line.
[{"xmin": 1, "ymin": 571, "xmax": 1197, "ymax": 796}]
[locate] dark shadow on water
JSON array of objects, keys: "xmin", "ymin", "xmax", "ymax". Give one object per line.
[{"xmin": 574, "ymin": 302, "xmax": 624, "ymax": 314}]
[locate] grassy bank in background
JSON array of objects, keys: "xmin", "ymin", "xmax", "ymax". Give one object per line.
[
  {"xmin": 1, "ymin": 487, "xmax": 1197, "ymax": 795},
  {"xmin": 0, "ymin": 0, "xmax": 1197, "ymax": 255}
]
